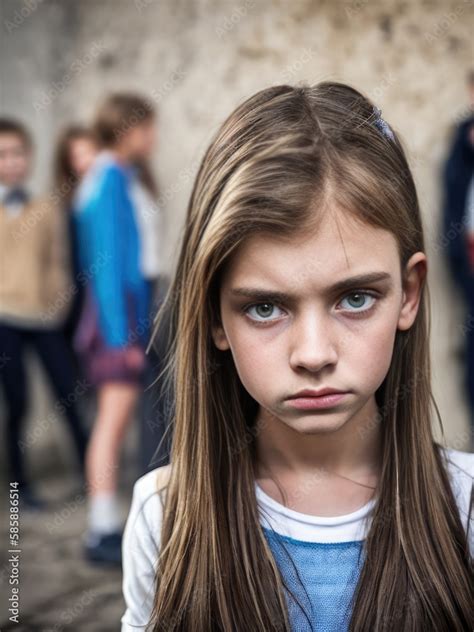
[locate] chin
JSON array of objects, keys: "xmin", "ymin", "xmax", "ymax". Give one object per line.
[{"xmin": 284, "ymin": 414, "xmax": 348, "ymax": 435}]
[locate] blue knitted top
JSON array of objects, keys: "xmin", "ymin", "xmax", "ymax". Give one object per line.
[{"xmin": 256, "ymin": 483, "xmax": 374, "ymax": 631}]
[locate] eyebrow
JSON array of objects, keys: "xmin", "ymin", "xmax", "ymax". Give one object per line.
[{"xmin": 229, "ymin": 272, "xmax": 393, "ymax": 302}]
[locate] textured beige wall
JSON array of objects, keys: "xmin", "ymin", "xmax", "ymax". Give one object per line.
[{"xmin": 1, "ymin": 0, "xmax": 473, "ymax": 447}]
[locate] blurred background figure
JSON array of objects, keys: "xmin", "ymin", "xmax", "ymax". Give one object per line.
[
  {"xmin": 442, "ymin": 70, "xmax": 474, "ymax": 431},
  {"xmin": 138, "ymin": 276, "xmax": 174, "ymax": 476},
  {"xmin": 72, "ymin": 93, "xmax": 160, "ymax": 564},
  {"xmin": 53, "ymin": 125, "xmax": 98, "ymax": 352},
  {"xmin": 0, "ymin": 119, "xmax": 89, "ymax": 509}
]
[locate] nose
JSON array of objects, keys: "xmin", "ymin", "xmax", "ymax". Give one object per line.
[{"xmin": 288, "ymin": 308, "xmax": 338, "ymax": 373}]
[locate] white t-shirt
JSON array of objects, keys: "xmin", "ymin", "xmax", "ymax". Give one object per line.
[
  {"xmin": 120, "ymin": 447, "xmax": 473, "ymax": 631},
  {"xmin": 128, "ymin": 178, "xmax": 163, "ymax": 280}
]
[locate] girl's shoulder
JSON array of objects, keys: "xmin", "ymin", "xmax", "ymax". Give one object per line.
[
  {"xmin": 440, "ymin": 445, "xmax": 473, "ymax": 483},
  {"xmin": 125, "ymin": 464, "xmax": 171, "ymax": 534},
  {"xmin": 132, "ymin": 463, "xmax": 171, "ymax": 499},
  {"xmin": 121, "ymin": 465, "xmax": 171, "ymax": 630},
  {"xmin": 439, "ymin": 446, "xmax": 473, "ymax": 535},
  {"xmin": 130, "ymin": 463, "xmax": 171, "ymax": 507}
]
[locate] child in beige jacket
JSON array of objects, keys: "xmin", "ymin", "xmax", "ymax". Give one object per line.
[{"xmin": 0, "ymin": 118, "xmax": 88, "ymax": 509}]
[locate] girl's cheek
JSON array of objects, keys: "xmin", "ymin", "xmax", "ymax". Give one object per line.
[
  {"xmin": 227, "ymin": 329, "xmax": 279, "ymax": 388},
  {"xmin": 351, "ymin": 323, "xmax": 399, "ymax": 387}
]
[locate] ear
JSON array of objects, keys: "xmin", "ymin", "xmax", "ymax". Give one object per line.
[
  {"xmin": 397, "ymin": 251, "xmax": 428, "ymax": 331},
  {"xmin": 211, "ymin": 321, "xmax": 231, "ymax": 351}
]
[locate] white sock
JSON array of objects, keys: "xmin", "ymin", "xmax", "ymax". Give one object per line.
[{"xmin": 87, "ymin": 492, "xmax": 122, "ymax": 536}]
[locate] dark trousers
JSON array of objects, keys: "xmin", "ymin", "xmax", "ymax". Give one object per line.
[
  {"xmin": 458, "ymin": 275, "xmax": 474, "ymax": 430},
  {"xmin": 0, "ymin": 322, "xmax": 89, "ymax": 489},
  {"xmin": 466, "ymin": 297, "xmax": 474, "ymax": 427}
]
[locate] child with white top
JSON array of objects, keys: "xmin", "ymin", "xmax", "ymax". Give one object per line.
[{"xmin": 121, "ymin": 82, "xmax": 473, "ymax": 631}]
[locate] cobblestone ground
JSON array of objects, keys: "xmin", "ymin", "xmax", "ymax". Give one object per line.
[{"xmin": 0, "ymin": 442, "xmax": 138, "ymax": 631}]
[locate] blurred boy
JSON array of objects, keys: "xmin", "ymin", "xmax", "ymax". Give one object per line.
[{"xmin": 0, "ymin": 119, "xmax": 88, "ymax": 509}]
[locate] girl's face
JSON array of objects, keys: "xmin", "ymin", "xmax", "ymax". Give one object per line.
[
  {"xmin": 69, "ymin": 137, "xmax": 97, "ymax": 178},
  {"xmin": 123, "ymin": 118, "xmax": 156, "ymax": 160},
  {"xmin": 212, "ymin": 209, "xmax": 426, "ymax": 435}
]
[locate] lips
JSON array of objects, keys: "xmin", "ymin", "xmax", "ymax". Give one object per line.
[{"xmin": 286, "ymin": 388, "xmax": 347, "ymax": 399}]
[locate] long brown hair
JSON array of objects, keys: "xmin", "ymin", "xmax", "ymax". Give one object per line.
[
  {"xmin": 147, "ymin": 82, "xmax": 473, "ymax": 631},
  {"xmin": 53, "ymin": 124, "xmax": 95, "ymax": 210},
  {"xmin": 93, "ymin": 92, "xmax": 159, "ymax": 198}
]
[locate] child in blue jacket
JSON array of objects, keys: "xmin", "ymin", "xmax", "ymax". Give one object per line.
[{"xmin": 73, "ymin": 93, "xmax": 160, "ymax": 564}]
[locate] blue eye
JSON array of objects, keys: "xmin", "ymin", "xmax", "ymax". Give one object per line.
[
  {"xmin": 243, "ymin": 291, "xmax": 378, "ymax": 324},
  {"xmin": 245, "ymin": 303, "xmax": 284, "ymax": 322},
  {"xmin": 339, "ymin": 292, "xmax": 376, "ymax": 312}
]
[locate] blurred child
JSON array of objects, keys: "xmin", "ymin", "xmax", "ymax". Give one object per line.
[
  {"xmin": 53, "ymin": 125, "xmax": 97, "ymax": 347},
  {"xmin": 443, "ymin": 70, "xmax": 474, "ymax": 426},
  {"xmin": 73, "ymin": 93, "xmax": 160, "ymax": 564},
  {"xmin": 0, "ymin": 119, "xmax": 88, "ymax": 509}
]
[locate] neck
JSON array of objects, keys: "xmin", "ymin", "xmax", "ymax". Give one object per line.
[
  {"xmin": 254, "ymin": 396, "xmax": 383, "ymax": 483},
  {"xmin": 108, "ymin": 146, "xmax": 133, "ymax": 165}
]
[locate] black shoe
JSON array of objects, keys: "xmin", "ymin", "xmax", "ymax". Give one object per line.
[
  {"xmin": 84, "ymin": 531, "xmax": 122, "ymax": 566},
  {"xmin": 19, "ymin": 488, "xmax": 48, "ymax": 512}
]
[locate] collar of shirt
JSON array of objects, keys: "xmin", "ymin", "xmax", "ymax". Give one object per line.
[
  {"xmin": 0, "ymin": 183, "xmax": 8, "ymax": 204},
  {"xmin": 0, "ymin": 183, "xmax": 30, "ymax": 217}
]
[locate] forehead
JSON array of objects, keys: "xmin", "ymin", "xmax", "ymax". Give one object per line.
[
  {"xmin": 133, "ymin": 118, "xmax": 155, "ymax": 131},
  {"xmin": 0, "ymin": 133, "xmax": 27, "ymax": 151},
  {"xmin": 222, "ymin": 211, "xmax": 401, "ymax": 291},
  {"xmin": 71, "ymin": 137, "xmax": 94, "ymax": 150}
]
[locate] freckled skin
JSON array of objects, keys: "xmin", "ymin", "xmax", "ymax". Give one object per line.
[{"xmin": 211, "ymin": 209, "xmax": 427, "ymax": 504}]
